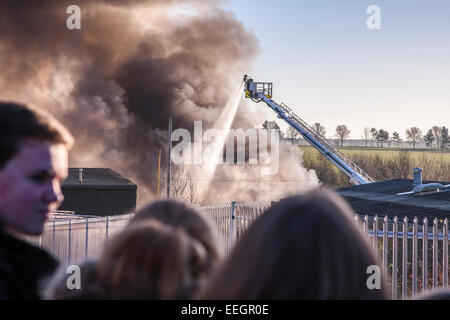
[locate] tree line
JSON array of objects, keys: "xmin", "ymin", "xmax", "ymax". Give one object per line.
[
  {"xmin": 262, "ymin": 120, "xmax": 450, "ymax": 150},
  {"xmin": 360, "ymin": 126, "xmax": 449, "ymax": 149}
]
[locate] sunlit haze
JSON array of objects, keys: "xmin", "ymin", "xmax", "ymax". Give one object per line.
[{"xmin": 225, "ymin": 0, "xmax": 450, "ymax": 139}]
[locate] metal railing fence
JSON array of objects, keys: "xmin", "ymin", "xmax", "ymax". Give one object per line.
[
  {"xmin": 26, "ymin": 214, "xmax": 134, "ymax": 265},
  {"xmin": 198, "ymin": 202, "xmax": 267, "ymax": 257},
  {"xmin": 358, "ymin": 215, "xmax": 450, "ymax": 299},
  {"xmin": 26, "ymin": 204, "xmax": 450, "ymax": 300},
  {"xmin": 202, "ymin": 206, "xmax": 450, "ymax": 299}
]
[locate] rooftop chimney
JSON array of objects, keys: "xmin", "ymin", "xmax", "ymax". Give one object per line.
[
  {"xmin": 78, "ymin": 168, "xmax": 83, "ymax": 184},
  {"xmin": 413, "ymin": 168, "xmax": 422, "ymax": 186}
]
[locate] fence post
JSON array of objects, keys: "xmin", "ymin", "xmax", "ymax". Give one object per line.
[
  {"xmin": 392, "ymin": 216, "xmax": 398, "ymax": 300},
  {"xmin": 373, "ymin": 215, "xmax": 378, "ymax": 251},
  {"xmin": 105, "ymin": 216, "xmax": 109, "ymax": 243},
  {"xmin": 364, "ymin": 215, "xmax": 369, "ymax": 237},
  {"xmin": 412, "ymin": 217, "xmax": 418, "ymax": 297},
  {"xmin": 52, "ymin": 220, "xmax": 56, "ymax": 255},
  {"xmin": 433, "ymin": 218, "xmax": 438, "ymax": 290},
  {"xmin": 402, "ymin": 216, "xmax": 408, "ymax": 300},
  {"xmin": 85, "ymin": 217, "xmax": 89, "ymax": 259},
  {"xmin": 423, "ymin": 217, "xmax": 428, "ymax": 293},
  {"xmin": 68, "ymin": 219, "xmax": 72, "ymax": 265},
  {"xmin": 444, "ymin": 219, "xmax": 448, "ymax": 289},
  {"xmin": 229, "ymin": 202, "xmax": 237, "ymax": 252},
  {"xmin": 383, "ymin": 216, "xmax": 388, "ymax": 274}
]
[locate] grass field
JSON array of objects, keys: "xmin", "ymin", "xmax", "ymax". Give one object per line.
[
  {"xmin": 299, "ymin": 145, "xmax": 450, "ymax": 188},
  {"xmin": 341, "ymin": 147, "xmax": 450, "ymax": 161},
  {"xmin": 300, "ymin": 145, "xmax": 450, "ymax": 157}
]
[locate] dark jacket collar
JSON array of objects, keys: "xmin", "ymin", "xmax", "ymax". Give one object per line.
[{"xmin": 0, "ymin": 222, "xmax": 58, "ymax": 299}]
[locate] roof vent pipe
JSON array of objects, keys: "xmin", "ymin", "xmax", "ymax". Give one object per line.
[
  {"xmin": 78, "ymin": 168, "xmax": 83, "ymax": 184},
  {"xmin": 413, "ymin": 168, "xmax": 423, "ymax": 186}
]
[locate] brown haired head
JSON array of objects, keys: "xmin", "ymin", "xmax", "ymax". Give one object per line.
[
  {"xmin": 199, "ymin": 188, "xmax": 389, "ymax": 300},
  {"xmin": 98, "ymin": 220, "xmax": 209, "ymax": 299},
  {"xmin": 129, "ymin": 199, "xmax": 220, "ymax": 277},
  {"xmin": 0, "ymin": 102, "xmax": 74, "ymax": 169}
]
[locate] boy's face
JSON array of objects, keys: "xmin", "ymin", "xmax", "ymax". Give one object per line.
[{"xmin": 0, "ymin": 141, "xmax": 68, "ymax": 235}]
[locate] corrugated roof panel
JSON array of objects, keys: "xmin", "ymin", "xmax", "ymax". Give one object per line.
[
  {"xmin": 338, "ymin": 178, "xmax": 450, "ymax": 219},
  {"xmin": 63, "ymin": 168, "xmax": 136, "ymax": 187}
]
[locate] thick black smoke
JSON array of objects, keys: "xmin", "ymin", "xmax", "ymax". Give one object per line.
[
  {"xmin": 1, "ymin": 1, "xmax": 318, "ymax": 204},
  {"xmin": 0, "ymin": 0, "xmax": 263, "ymax": 201}
]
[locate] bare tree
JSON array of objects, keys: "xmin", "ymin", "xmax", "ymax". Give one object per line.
[
  {"xmin": 188, "ymin": 174, "xmax": 200, "ymax": 204},
  {"xmin": 335, "ymin": 125, "xmax": 350, "ymax": 147},
  {"xmin": 442, "ymin": 127, "xmax": 450, "ymax": 149},
  {"xmin": 262, "ymin": 120, "xmax": 280, "ymax": 130},
  {"xmin": 432, "ymin": 126, "xmax": 443, "ymax": 149},
  {"xmin": 423, "ymin": 129, "xmax": 435, "ymax": 148},
  {"xmin": 313, "ymin": 122, "xmax": 326, "ymax": 137},
  {"xmin": 392, "ymin": 132, "xmax": 402, "ymax": 148},
  {"xmin": 405, "ymin": 127, "xmax": 423, "ymax": 150},
  {"xmin": 170, "ymin": 167, "xmax": 200, "ymax": 203},
  {"xmin": 286, "ymin": 126, "xmax": 299, "ymax": 144},
  {"xmin": 376, "ymin": 129, "xmax": 389, "ymax": 148},
  {"xmin": 262, "ymin": 120, "xmax": 284, "ymax": 138},
  {"xmin": 362, "ymin": 126, "xmax": 371, "ymax": 147},
  {"xmin": 370, "ymin": 128, "xmax": 378, "ymax": 147}
]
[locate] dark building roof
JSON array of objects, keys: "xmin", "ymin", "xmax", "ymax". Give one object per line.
[
  {"xmin": 338, "ymin": 179, "xmax": 450, "ymax": 220},
  {"xmin": 60, "ymin": 168, "xmax": 137, "ymax": 216},
  {"xmin": 63, "ymin": 168, "xmax": 137, "ymax": 189}
]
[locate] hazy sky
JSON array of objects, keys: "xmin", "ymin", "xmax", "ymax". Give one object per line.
[{"xmin": 225, "ymin": 0, "xmax": 450, "ymax": 139}]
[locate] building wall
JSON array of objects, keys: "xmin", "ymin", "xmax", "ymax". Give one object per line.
[{"xmin": 59, "ymin": 187, "xmax": 137, "ymax": 216}]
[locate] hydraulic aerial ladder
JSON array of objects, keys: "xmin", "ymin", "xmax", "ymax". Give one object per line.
[{"xmin": 243, "ymin": 75, "xmax": 375, "ymax": 185}]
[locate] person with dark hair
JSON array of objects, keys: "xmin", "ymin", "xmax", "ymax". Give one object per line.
[
  {"xmin": 0, "ymin": 102, "xmax": 74, "ymax": 299},
  {"xmin": 97, "ymin": 220, "xmax": 209, "ymax": 299},
  {"xmin": 198, "ymin": 188, "xmax": 389, "ymax": 300},
  {"xmin": 129, "ymin": 200, "xmax": 220, "ymax": 279}
]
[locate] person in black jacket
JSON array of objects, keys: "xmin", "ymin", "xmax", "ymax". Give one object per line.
[{"xmin": 0, "ymin": 102, "xmax": 73, "ymax": 299}]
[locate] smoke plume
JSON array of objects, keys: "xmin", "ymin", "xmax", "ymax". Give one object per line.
[{"xmin": 0, "ymin": 0, "xmax": 318, "ymax": 205}]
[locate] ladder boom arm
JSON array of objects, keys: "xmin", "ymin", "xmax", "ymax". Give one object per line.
[{"xmin": 244, "ymin": 76, "xmax": 375, "ymax": 185}]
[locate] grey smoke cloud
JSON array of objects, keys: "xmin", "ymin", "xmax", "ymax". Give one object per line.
[{"xmin": 0, "ymin": 0, "xmax": 317, "ymax": 204}]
